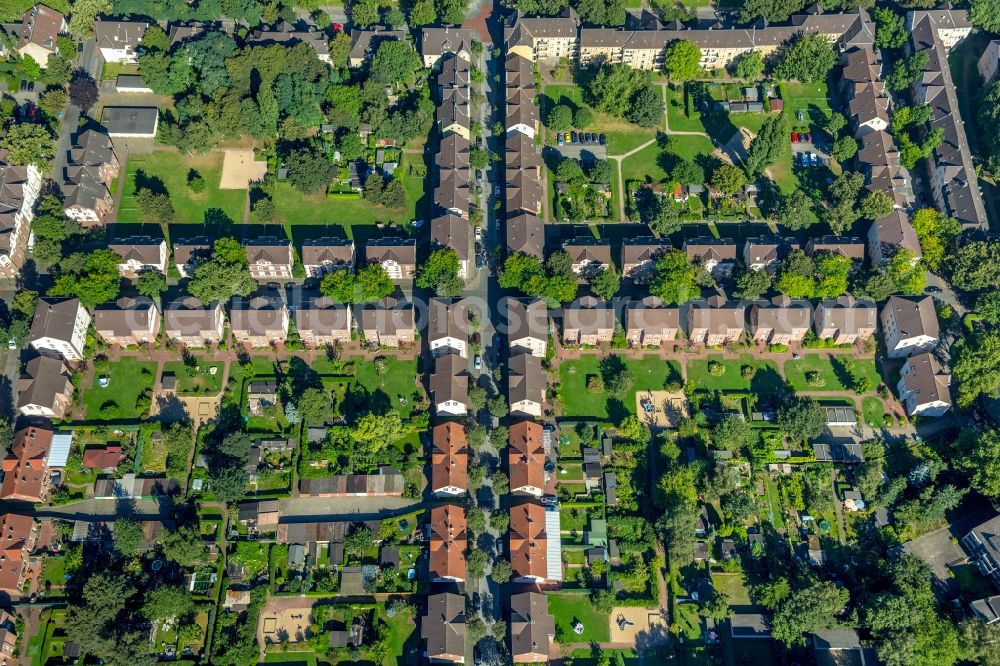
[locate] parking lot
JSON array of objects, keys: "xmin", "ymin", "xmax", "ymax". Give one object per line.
[{"xmin": 791, "ymin": 135, "xmax": 832, "ymax": 169}]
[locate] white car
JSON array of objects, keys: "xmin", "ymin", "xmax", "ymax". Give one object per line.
[
  {"xmin": 475, "ymin": 226, "xmax": 483, "ymax": 241},
  {"xmin": 6, "ymin": 340, "xmax": 15, "ymax": 350},
  {"xmin": 474, "ymin": 356, "xmax": 482, "ymax": 371}
]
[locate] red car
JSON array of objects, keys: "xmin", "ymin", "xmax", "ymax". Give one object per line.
[
  {"xmin": 331, "ymin": 22, "xmax": 343, "ymax": 31},
  {"xmin": 791, "ymin": 131, "xmax": 799, "ymax": 142}
]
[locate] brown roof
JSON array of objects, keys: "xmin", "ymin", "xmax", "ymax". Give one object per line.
[
  {"xmin": 508, "ymin": 352, "xmax": 545, "ymax": 407},
  {"xmin": 430, "ymin": 354, "xmax": 468, "ymax": 406},
  {"xmin": 246, "ymin": 238, "xmax": 293, "ymax": 267},
  {"xmin": 30, "ymin": 297, "xmax": 82, "ymax": 344},
  {"xmin": 883, "ymin": 295, "xmax": 939, "ymax": 341},
  {"xmin": 505, "ymin": 297, "xmax": 548, "ymax": 343},
  {"xmin": 815, "ymin": 296, "xmax": 877, "ymax": 334},
  {"xmin": 420, "ymin": 26, "xmax": 475, "ymax": 57},
  {"xmin": 744, "ymin": 236, "xmax": 799, "ymax": 265},
  {"xmin": 901, "ymin": 352, "xmax": 951, "ymax": 406},
  {"xmin": 510, "ymin": 502, "xmax": 547, "ymax": 580},
  {"xmin": 421, "ymin": 593, "xmax": 466, "ymax": 661},
  {"xmin": 564, "ymin": 239, "xmax": 612, "ymax": 266},
  {"xmin": 173, "ymin": 238, "xmax": 212, "ymax": 267},
  {"xmin": 108, "ymin": 237, "xmax": 164, "ymax": 266},
  {"xmin": 432, "ymin": 423, "xmax": 468, "ymax": 494},
  {"xmin": 505, "ymin": 132, "xmax": 539, "ymax": 170},
  {"xmin": 505, "ymin": 167, "xmax": 541, "ymax": 214},
  {"xmin": 229, "ymin": 293, "xmax": 287, "ymax": 335},
  {"xmin": 348, "ymin": 26, "xmax": 405, "ymax": 61},
  {"xmin": 18, "ymin": 4, "xmax": 63, "ymax": 52},
  {"xmin": 430, "ymin": 214, "xmax": 470, "ymax": 261},
  {"xmin": 871, "ymin": 211, "xmax": 921, "ymax": 258},
  {"xmin": 294, "ymin": 296, "xmax": 351, "ymax": 335},
  {"xmin": 688, "ymin": 301, "xmax": 746, "ymax": 333},
  {"xmin": 621, "ymin": 238, "xmax": 671, "ymax": 266},
  {"xmin": 277, "ymin": 519, "xmax": 379, "ymax": 544},
  {"xmin": 563, "ymin": 302, "xmax": 616, "ymax": 334},
  {"xmin": 436, "ymin": 134, "xmax": 471, "ymax": 171},
  {"xmin": 164, "ymin": 297, "xmax": 223, "ymax": 336},
  {"xmin": 300, "ymin": 238, "xmax": 354, "ymax": 267},
  {"xmin": 17, "ymin": 355, "xmax": 70, "ymax": 413},
  {"xmin": 82, "ymin": 445, "xmax": 122, "ymax": 469},
  {"xmin": 0, "ymin": 513, "xmax": 34, "ymax": 593},
  {"xmin": 506, "ymin": 88, "xmax": 538, "ymax": 129},
  {"xmin": 437, "ymin": 86, "xmax": 471, "ymax": 130},
  {"xmin": 505, "ymin": 53, "xmax": 535, "ymax": 88},
  {"xmin": 806, "ymin": 236, "xmax": 865, "ymax": 260},
  {"xmin": 429, "ymin": 504, "xmax": 467, "ymax": 580},
  {"xmin": 857, "ymin": 130, "xmax": 898, "ymax": 168},
  {"xmin": 625, "ymin": 302, "xmax": 680, "ymax": 333},
  {"xmin": 684, "ymin": 237, "xmax": 737, "ymax": 263},
  {"xmin": 438, "ymin": 51, "xmax": 471, "ymax": 87},
  {"xmin": 366, "ymin": 238, "xmax": 417, "ymax": 267},
  {"xmin": 509, "ymin": 421, "xmax": 545, "ymax": 493},
  {"xmin": 506, "ymin": 213, "xmax": 545, "ymax": 258},
  {"xmin": 94, "ymin": 297, "xmax": 158, "ymax": 336},
  {"xmin": 428, "ymin": 298, "xmax": 469, "ymax": 343},
  {"xmin": 510, "ymin": 593, "xmax": 554, "ymax": 660},
  {"xmin": 359, "ymin": 299, "xmax": 414, "ymax": 336},
  {"xmin": 1, "ymin": 425, "xmax": 52, "ymax": 502},
  {"xmin": 750, "ymin": 298, "xmax": 812, "ymax": 335},
  {"xmin": 435, "ymin": 168, "xmax": 471, "ymax": 213}
]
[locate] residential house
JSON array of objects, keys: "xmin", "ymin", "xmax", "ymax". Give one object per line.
[
  {"xmin": 366, "ymin": 238, "xmax": 417, "ymax": 280},
  {"xmin": 16, "ymin": 4, "xmax": 65, "ymax": 67},
  {"xmin": 300, "ymin": 238, "xmax": 355, "ymax": 277},
  {"xmin": 621, "ymin": 238, "xmax": 671, "ymax": 280},
  {"xmin": 0, "ymin": 611, "xmax": 17, "ymax": 663},
  {"xmin": 506, "ymin": 87, "xmax": 539, "ymax": 138},
  {"xmin": 230, "ymin": 293, "xmax": 289, "ymax": 348},
  {"xmin": 506, "ymin": 164, "xmax": 542, "ymax": 215},
  {"xmin": 430, "ymin": 354, "xmax": 468, "ymax": 416},
  {"xmin": 173, "ymin": 238, "xmax": 212, "ymax": 278},
  {"xmin": 842, "ymin": 46, "xmax": 890, "ymax": 137},
  {"xmin": 684, "ymin": 237, "xmax": 737, "ymax": 277},
  {"xmin": 562, "ymin": 297, "xmax": 616, "ymax": 346},
  {"xmin": 510, "ymin": 502, "xmax": 548, "ymax": 583},
  {"xmin": 504, "ymin": 9, "xmax": 579, "ymax": 62},
  {"xmin": 164, "ymin": 298, "xmax": 225, "ymax": 347},
  {"xmin": 93, "ymin": 296, "xmax": 160, "ymax": 346},
  {"xmin": 1, "ymin": 425, "xmax": 53, "ymax": 503},
  {"xmin": 881, "ymin": 295, "xmax": 940, "ymax": 358},
  {"xmin": 687, "ymin": 296, "xmax": 746, "ymax": 346},
  {"xmin": 505, "ymin": 297, "xmax": 548, "ymax": 358},
  {"xmin": 422, "ymin": 592, "xmax": 466, "ymax": 663},
  {"xmin": 805, "ymin": 236, "xmax": 865, "ymax": 265},
  {"xmin": 29, "ymin": 297, "xmax": 90, "ymax": 362},
  {"xmin": 419, "ymin": 26, "xmax": 474, "ymax": 68},
  {"xmin": 115, "ymin": 74, "xmax": 153, "ymax": 93},
  {"xmin": 979, "ymin": 39, "xmax": 1000, "ymax": 86},
  {"xmin": 506, "ymin": 212, "xmax": 545, "ymax": 259},
  {"xmin": 82, "ymin": 445, "xmax": 122, "ymax": 471},
  {"xmin": 858, "ymin": 130, "xmax": 910, "ymax": 208},
  {"xmin": 749, "ymin": 296, "xmax": 812, "ymax": 345},
  {"xmin": 435, "ymin": 167, "xmax": 471, "ymax": 217},
  {"xmin": 108, "ymin": 236, "xmax": 168, "ymax": 277},
  {"xmin": 743, "ymin": 236, "xmax": 799, "ymax": 271},
  {"xmin": 625, "ymin": 296, "xmax": 680, "ymax": 347},
  {"xmin": 246, "ymin": 238, "xmax": 293, "ymax": 281},
  {"xmin": 101, "ymin": 107, "xmax": 159, "ymax": 138},
  {"xmin": 94, "ymin": 20, "xmax": 148, "ymax": 63},
  {"xmin": 0, "ymin": 513, "xmax": 36, "ymax": 596},
  {"xmin": 294, "ymin": 296, "xmax": 352, "ymax": 347},
  {"xmin": 246, "ymin": 21, "xmax": 331, "ymax": 63},
  {"xmin": 897, "ymin": 352, "xmax": 952, "ymax": 417},
  {"xmin": 348, "ymin": 26, "xmax": 405, "ymax": 67},
  {"xmin": 17, "ymin": 355, "xmax": 73, "ymax": 419},
  {"xmin": 431, "ymin": 214, "xmax": 470, "ymax": 279},
  {"xmin": 971, "ymin": 595, "xmax": 1000, "ymax": 625},
  {"xmin": 432, "ymin": 422, "xmax": 468, "ymax": 497},
  {"xmin": 428, "ymin": 298, "xmax": 469, "ymax": 358},
  {"xmin": 359, "ymin": 298, "xmax": 415, "ymax": 347},
  {"xmin": 563, "ymin": 238, "xmax": 612, "ymax": 277},
  {"xmin": 505, "ymin": 52, "xmax": 535, "ymax": 89},
  {"xmin": 508, "ymin": 352, "xmax": 545, "ymax": 418},
  {"xmin": 0, "ymin": 163, "xmax": 43, "ymax": 278},
  {"xmin": 236, "ymin": 499, "xmax": 279, "ymax": 531},
  {"xmin": 167, "ymin": 22, "xmax": 209, "ymax": 47},
  {"xmin": 510, "ymin": 593, "xmax": 555, "ymax": 664},
  {"xmin": 814, "ymin": 295, "xmax": 876, "ymax": 344},
  {"xmin": 429, "ymin": 504, "xmax": 467, "ymax": 582},
  {"xmin": 62, "ymin": 129, "xmax": 119, "ymax": 225},
  {"xmin": 961, "ymin": 514, "xmax": 1000, "ymax": 590},
  {"xmin": 868, "ymin": 210, "xmax": 921, "ymax": 265},
  {"xmin": 509, "ymin": 421, "xmax": 545, "ymax": 498}
]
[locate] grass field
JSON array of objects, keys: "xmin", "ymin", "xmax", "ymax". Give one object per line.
[
  {"xmin": 862, "ymin": 395, "xmax": 887, "ymax": 427},
  {"xmin": 557, "ymin": 356, "xmax": 683, "ymax": 419},
  {"xmin": 550, "ymin": 593, "xmax": 610, "ymax": 643},
  {"xmin": 687, "ymin": 355, "xmax": 783, "ymax": 392},
  {"xmin": 352, "ymin": 356, "xmax": 420, "ymax": 418},
  {"xmin": 542, "ymin": 84, "xmax": 659, "ymax": 156},
  {"xmin": 163, "ymin": 359, "xmax": 224, "ymax": 395},
  {"xmin": 118, "ymin": 151, "xmax": 247, "ymax": 227},
  {"xmin": 784, "ymin": 354, "xmax": 880, "ymax": 393},
  {"xmin": 83, "ymin": 358, "xmax": 157, "ymax": 420},
  {"xmin": 711, "ymin": 572, "xmax": 753, "ymax": 607},
  {"xmin": 40, "ymin": 556, "xmax": 66, "ymax": 590}
]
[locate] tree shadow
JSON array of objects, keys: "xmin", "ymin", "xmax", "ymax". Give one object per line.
[
  {"xmin": 133, "ymin": 169, "xmax": 167, "ymax": 195},
  {"xmin": 606, "ymin": 397, "xmax": 629, "ymax": 424},
  {"xmin": 750, "ymin": 366, "xmax": 784, "ymax": 393},
  {"xmin": 829, "ymin": 355, "xmax": 855, "ymax": 390}
]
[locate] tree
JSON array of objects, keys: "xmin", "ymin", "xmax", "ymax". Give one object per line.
[
  {"xmin": 285, "ymin": 145, "xmax": 334, "ymax": 194},
  {"xmin": 733, "ymin": 265, "xmax": 772, "ymax": 300},
  {"xmin": 298, "ymin": 388, "xmax": 333, "ymax": 425},
  {"xmin": 665, "ymin": 40, "xmax": 702, "ymax": 82},
  {"xmin": 713, "ymin": 414, "xmax": 757, "ymax": 452},
  {"xmin": 416, "ymin": 249, "xmax": 464, "ymax": 297},
  {"xmin": 547, "ymin": 104, "xmax": 573, "ymax": 131},
  {"xmin": 825, "ymin": 112, "xmax": 846, "ymax": 137},
  {"xmin": 626, "ymin": 86, "xmax": 664, "ymax": 128},
  {"xmin": 161, "ymin": 526, "xmax": 208, "ymax": 567},
  {"xmin": 371, "ymin": 41, "xmax": 420, "ymax": 86},
  {"xmin": 911, "ymin": 208, "xmax": 960, "ymax": 272},
  {"xmin": 651, "ymin": 250, "xmax": 699, "ymax": 304},
  {"xmin": 589, "ymin": 266, "xmax": 620, "ymax": 300},
  {"xmin": 345, "ymin": 526, "xmax": 376, "ymax": 556},
  {"xmin": 875, "ymin": 7, "xmax": 908, "ymax": 50},
  {"xmin": 738, "ymin": 0, "xmax": 806, "ymax": 23},
  {"xmin": 733, "ymin": 50, "xmax": 764, "ymax": 81},
  {"xmin": 39, "ymin": 88, "xmax": 67, "ymax": 119},
  {"xmin": 49, "ymin": 249, "xmax": 122, "ymax": 308},
  {"xmin": 956, "ymin": 429, "xmax": 1000, "ymax": 499},
  {"xmin": 888, "ymin": 51, "xmax": 929, "ymax": 92},
  {"xmin": 68, "ymin": 70, "xmax": 99, "ymax": 112},
  {"xmin": 136, "ymin": 270, "xmax": 166, "ymax": 298},
  {"xmin": 351, "ymin": 0, "xmax": 380, "ymax": 27},
  {"xmin": 556, "ymin": 158, "xmax": 586, "ymax": 184},
  {"xmin": 356, "ymin": 264, "xmax": 395, "ymax": 303},
  {"xmin": 410, "ymin": 0, "xmax": 437, "ymax": 25},
  {"xmin": 712, "ymin": 164, "xmax": 747, "ymax": 197},
  {"xmin": 574, "ymin": 106, "xmax": 594, "ymax": 128},
  {"xmin": 777, "ymin": 189, "xmax": 814, "ymax": 230},
  {"xmin": 976, "ymin": 292, "xmax": 1000, "ymax": 324},
  {"xmin": 656, "ymin": 498, "xmax": 699, "ymax": 567},
  {"xmin": 721, "ymin": 490, "xmax": 755, "ymax": 524},
  {"xmin": 815, "ymin": 253, "xmax": 851, "ymax": 298},
  {"xmin": 68, "ymin": 0, "xmax": 112, "ymax": 35},
  {"xmin": 745, "ymin": 114, "xmax": 788, "ymax": 176},
  {"xmin": 776, "ymin": 396, "xmax": 825, "ymax": 441},
  {"xmin": 771, "ymin": 581, "xmax": 850, "ymax": 647},
  {"xmin": 589, "ymin": 160, "xmax": 613, "ymax": 184},
  {"xmin": 0, "ymin": 123, "xmax": 55, "ymax": 167},
  {"xmin": 436, "ymin": 0, "xmax": 467, "ymax": 24},
  {"xmin": 888, "ymin": 249, "xmax": 925, "ymax": 295},
  {"xmin": 773, "ymin": 33, "xmax": 837, "ymax": 83},
  {"xmin": 776, "ymin": 249, "xmax": 816, "ymax": 298},
  {"xmin": 491, "ymin": 559, "xmax": 512, "ymax": 583},
  {"xmin": 589, "ymin": 63, "xmax": 646, "ymax": 117},
  {"xmin": 143, "ymin": 586, "xmax": 194, "ymax": 621},
  {"xmin": 972, "ymin": 0, "xmax": 1000, "ymax": 32},
  {"xmin": 952, "ymin": 240, "xmax": 1000, "ymax": 292},
  {"xmin": 832, "ymin": 135, "xmax": 858, "ymax": 161},
  {"xmin": 467, "ymin": 549, "xmax": 488, "ymax": 579},
  {"xmin": 352, "ymin": 412, "xmax": 404, "ymax": 450},
  {"xmin": 954, "ymin": 332, "xmax": 1000, "ymax": 407},
  {"xmin": 136, "ymin": 188, "xmax": 175, "ymax": 223},
  {"xmin": 113, "ymin": 519, "xmax": 144, "ymax": 557},
  {"xmin": 488, "ymin": 395, "xmax": 509, "ymax": 418},
  {"xmin": 188, "ymin": 238, "xmax": 256, "ymax": 305}
]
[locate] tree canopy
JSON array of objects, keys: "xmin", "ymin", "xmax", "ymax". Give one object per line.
[
  {"xmin": 773, "ymin": 33, "xmax": 837, "ymax": 83},
  {"xmin": 416, "ymin": 249, "xmax": 464, "ymax": 297},
  {"xmin": 188, "ymin": 237, "xmax": 256, "ymax": 305},
  {"xmin": 650, "ymin": 250, "xmax": 699, "ymax": 304},
  {"xmin": 665, "ymin": 40, "xmax": 702, "ymax": 82}
]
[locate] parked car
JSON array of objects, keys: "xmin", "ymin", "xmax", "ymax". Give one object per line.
[
  {"xmin": 599, "ymin": 134, "xmax": 607, "ymax": 145},
  {"xmin": 810, "ymin": 153, "xmax": 819, "ymax": 167},
  {"xmin": 557, "ymin": 133, "xmax": 564, "ymax": 146},
  {"xmin": 474, "ymin": 356, "xmax": 482, "ymax": 371},
  {"xmin": 476, "ymin": 254, "xmax": 484, "ymax": 270},
  {"xmin": 571, "ymin": 131, "xmax": 578, "ymax": 144},
  {"xmin": 806, "ymin": 133, "xmax": 813, "ymax": 143},
  {"xmin": 791, "ymin": 131, "xmax": 799, "ymax": 142},
  {"xmin": 494, "ymin": 185, "xmax": 501, "ymax": 197},
  {"xmin": 475, "ymin": 226, "xmax": 483, "ymax": 241},
  {"xmin": 7, "ymin": 340, "xmax": 15, "ymax": 350},
  {"xmin": 564, "ymin": 132, "xmax": 571, "ymax": 143}
]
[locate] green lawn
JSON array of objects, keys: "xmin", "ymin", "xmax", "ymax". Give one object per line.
[
  {"xmin": 784, "ymin": 354, "xmax": 880, "ymax": 393},
  {"xmin": 608, "ymin": 159, "xmax": 622, "ymax": 222},
  {"xmin": 163, "ymin": 359, "xmax": 224, "ymax": 395},
  {"xmin": 117, "ymin": 151, "xmax": 247, "ymax": 227},
  {"xmin": 621, "ymin": 142, "xmax": 667, "ymax": 184},
  {"xmin": 666, "ymin": 85, "xmax": 709, "ymax": 133},
  {"xmin": 687, "ymin": 355, "xmax": 783, "ymax": 392},
  {"xmin": 83, "ymin": 357, "xmax": 157, "ymax": 420},
  {"xmin": 139, "ymin": 431, "xmax": 167, "ymax": 473},
  {"xmin": 542, "ymin": 84, "xmax": 658, "ymax": 156},
  {"xmin": 549, "ymin": 593, "xmax": 610, "ymax": 643},
  {"xmin": 862, "ymin": 396, "xmax": 887, "ymax": 427},
  {"xmin": 674, "ymin": 602, "xmax": 702, "ymax": 641},
  {"xmin": 352, "ymin": 356, "xmax": 420, "ymax": 418},
  {"xmin": 40, "ymin": 556, "xmax": 66, "ymax": 590},
  {"xmin": 560, "ymin": 504, "xmax": 590, "ymax": 532},
  {"xmin": 711, "ymin": 573, "xmax": 753, "ymax": 607},
  {"xmin": 764, "ymin": 475, "xmax": 785, "ymax": 529},
  {"xmin": 558, "ymin": 356, "xmax": 683, "ymax": 419}
]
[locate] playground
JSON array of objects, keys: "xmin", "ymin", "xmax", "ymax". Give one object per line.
[
  {"xmin": 635, "ymin": 390, "xmax": 689, "ymax": 428},
  {"xmin": 609, "ymin": 607, "xmax": 668, "ymax": 644}
]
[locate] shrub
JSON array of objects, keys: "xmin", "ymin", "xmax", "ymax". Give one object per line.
[
  {"xmin": 853, "ymin": 376, "xmax": 873, "ymax": 394},
  {"xmin": 805, "ymin": 371, "xmax": 826, "ymax": 387},
  {"xmin": 100, "ymin": 400, "xmax": 120, "ymax": 418},
  {"xmin": 740, "ymin": 365, "xmax": 756, "ymax": 380},
  {"xmin": 708, "ymin": 361, "xmax": 725, "ymax": 377},
  {"xmin": 587, "ymin": 375, "xmax": 604, "ymax": 392},
  {"xmin": 768, "ymin": 343, "xmax": 789, "ymax": 353},
  {"xmin": 187, "ymin": 169, "xmax": 206, "ymax": 192}
]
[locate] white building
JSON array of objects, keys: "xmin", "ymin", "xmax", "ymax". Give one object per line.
[{"xmin": 29, "ymin": 297, "xmax": 91, "ymax": 362}]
